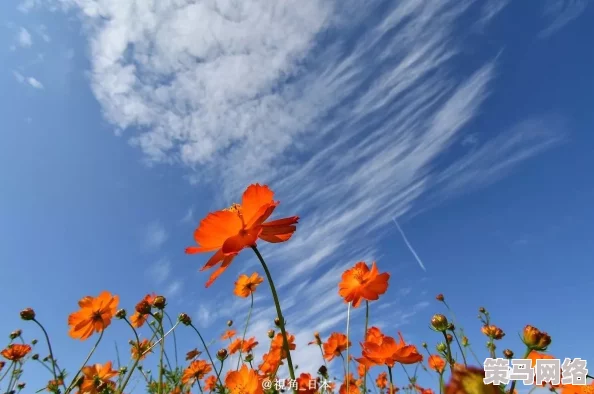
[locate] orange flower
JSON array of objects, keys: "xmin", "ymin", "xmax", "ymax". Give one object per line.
[
  {"xmin": 222, "ymin": 329, "xmax": 237, "ymax": 340},
  {"xmin": 242, "ymin": 337, "xmax": 259, "ymax": 353},
  {"xmin": 131, "ymin": 339, "xmax": 152, "ymax": 360},
  {"xmin": 78, "ymin": 361, "xmax": 118, "ymax": 394},
  {"xmin": 234, "ymin": 273, "xmax": 264, "ymax": 298},
  {"xmin": 271, "ymin": 332, "xmax": 296, "ymax": 359},
  {"xmin": 182, "ymin": 359, "xmax": 213, "ymax": 385},
  {"xmin": 445, "ymin": 364, "xmax": 499, "ymax": 394},
  {"xmin": 308, "ymin": 332, "xmax": 322, "ymax": 346},
  {"xmin": 562, "ymin": 381, "xmax": 594, "ymax": 394},
  {"xmin": 365, "ymin": 327, "xmax": 384, "ymax": 345},
  {"xmin": 225, "ymin": 364, "xmax": 263, "ymax": 394},
  {"xmin": 359, "ymin": 332, "xmax": 422, "ymax": 367},
  {"xmin": 130, "ymin": 293, "xmax": 157, "ymax": 328},
  {"xmin": 186, "ymin": 348, "xmax": 202, "ymax": 361},
  {"xmin": 339, "ymin": 373, "xmax": 360, "ymax": 394},
  {"xmin": 1, "ymin": 344, "xmax": 31, "ymax": 361},
  {"xmin": 376, "ymin": 372, "xmax": 388, "ymax": 390},
  {"xmin": 527, "ymin": 351, "xmax": 562, "ymax": 387},
  {"xmin": 228, "ymin": 338, "xmax": 243, "ymax": 354},
  {"xmin": 67, "ymin": 291, "xmax": 119, "ymax": 340},
  {"xmin": 480, "ymin": 325, "xmax": 505, "ymax": 340},
  {"xmin": 428, "ymin": 355, "xmax": 446, "ymax": 374},
  {"xmin": 323, "ymin": 333, "xmax": 351, "ymax": 361},
  {"xmin": 186, "ymin": 184, "xmax": 299, "ymax": 287},
  {"xmin": 297, "ymin": 373, "xmax": 319, "ymax": 394},
  {"xmin": 204, "ymin": 375, "xmax": 218, "ymax": 392},
  {"xmin": 258, "ymin": 352, "xmax": 281, "ymax": 376},
  {"xmin": 338, "ymin": 262, "xmax": 390, "ymax": 308}
]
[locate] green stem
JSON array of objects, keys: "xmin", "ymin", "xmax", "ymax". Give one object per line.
[
  {"xmin": 251, "ymin": 246, "xmax": 296, "ymax": 386},
  {"xmin": 64, "ymin": 328, "xmax": 105, "ymax": 394},
  {"xmin": 190, "ymin": 324, "xmax": 224, "ymax": 388},
  {"xmin": 508, "ymin": 348, "xmax": 531, "ymax": 394},
  {"xmin": 158, "ymin": 317, "xmax": 166, "ymax": 394},
  {"xmin": 165, "ymin": 312, "xmax": 179, "ymax": 370},
  {"xmin": 450, "ymin": 330, "xmax": 467, "ymax": 367},
  {"xmin": 5, "ymin": 362, "xmax": 17, "ymax": 393},
  {"xmin": 116, "ymin": 319, "xmax": 158, "ymax": 394},
  {"xmin": 147, "ymin": 321, "xmax": 173, "ymax": 371},
  {"xmin": 363, "ymin": 301, "xmax": 369, "ymax": 394},
  {"xmin": 32, "ymin": 319, "xmax": 60, "ymax": 383},
  {"xmin": 346, "ymin": 302, "xmax": 352, "ymax": 394},
  {"xmin": 388, "ymin": 366, "xmax": 394, "ymax": 394},
  {"xmin": 442, "ymin": 331, "xmax": 454, "ymax": 376},
  {"xmin": 237, "ymin": 293, "xmax": 254, "ymax": 369}
]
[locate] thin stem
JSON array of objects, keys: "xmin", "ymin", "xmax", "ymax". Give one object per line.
[
  {"xmin": 116, "ymin": 320, "xmax": 159, "ymax": 394},
  {"xmin": 387, "ymin": 366, "xmax": 394, "ymax": 394},
  {"xmin": 237, "ymin": 293, "xmax": 254, "ymax": 370},
  {"xmin": 190, "ymin": 324, "xmax": 224, "ymax": 388},
  {"xmin": 509, "ymin": 348, "xmax": 531, "ymax": 394},
  {"xmin": 346, "ymin": 302, "xmax": 351, "ymax": 394},
  {"xmin": 442, "ymin": 332, "xmax": 454, "ymax": 376},
  {"xmin": 158, "ymin": 317, "xmax": 166, "ymax": 394},
  {"xmin": 363, "ymin": 301, "xmax": 369, "ymax": 394},
  {"xmin": 5, "ymin": 362, "xmax": 17, "ymax": 393},
  {"xmin": 32, "ymin": 319, "xmax": 59, "ymax": 382},
  {"xmin": 146, "ymin": 321, "xmax": 173, "ymax": 371},
  {"xmin": 165, "ymin": 312, "xmax": 179, "ymax": 370},
  {"xmin": 450, "ymin": 330, "xmax": 467, "ymax": 367},
  {"xmin": 197, "ymin": 378, "xmax": 204, "ymax": 394},
  {"xmin": 64, "ymin": 328, "xmax": 105, "ymax": 394},
  {"xmin": 251, "ymin": 246, "xmax": 296, "ymax": 386},
  {"xmin": 0, "ymin": 361, "xmax": 15, "ymax": 383}
]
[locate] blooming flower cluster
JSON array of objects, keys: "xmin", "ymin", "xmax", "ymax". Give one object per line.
[{"xmin": 1, "ymin": 184, "xmax": 591, "ymax": 394}]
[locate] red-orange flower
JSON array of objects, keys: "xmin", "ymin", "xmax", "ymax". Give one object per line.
[
  {"xmin": 297, "ymin": 373, "xmax": 319, "ymax": 394},
  {"xmin": 226, "ymin": 364, "xmax": 263, "ymax": 394},
  {"xmin": 67, "ymin": 291, "xmax": 119, "ymax": 340},
  {"xmin": 130, "ymin": 293, "xmax": 157, "ymax": 328},
  {"xmin": 359, "ymin": 331, "xmax": 422, "ymax": 367},
  {"xmin": 428, "ymin": 355, "xmax": 446, "ymax": 374},
  {"xmin": 562, "ymin": 381, "xmax": 594, "ymax": 394},
  {"xmin": 204, "ymin": 375, "xmax": 218, "ymax": 392},
  {"xmin": 271, "ymin": 332, "xmax": 296, "ymax": 359},
  {"xmin": 376, "ymin": 372, "xmax": 388, "ymax": 390},
  {"xmin": 78, "ymin": 361, "xmax": 118, "ymax": 394},
  {"xmin": 338, "ymin": 262, "xmax": 390, "ymax": 308},
  {"xmin": 131, "ymin": 339, "xmax": 152, "ymax": 360},
  {"xmin": 182, "ymin": 360, "xmax": 213, "ymax": 385},
  {"xmin": 242, "ymin": 337, "xmax": 259, "ymax": 353},
  {"xmin": 222, "ymin": 330, "xmax": 236, "ymax": 340},
  {"xmin": 258, "ymin": 352, "xmax": 281, "ymax": 376},
  {"xmin": 323, "ymin": 333, "xmax": 350, "ymax": 361},
  {"xmin": 1, "ymin": 344, "xmax": 31, "ymax": 361},
  {"xmin": 228, "ymin": 338, "xmax": 243, "ymax": 354},
  {"xmin": 234, "ymin": 273, "xmax": 264, "ymax": 298},
  {"xmin": 186, "ymin": 184, "xmax": 299, "ymax": 287},
  {"xmin": 339, "ymin": 373, "xmax": 360, "ymax": 394}
]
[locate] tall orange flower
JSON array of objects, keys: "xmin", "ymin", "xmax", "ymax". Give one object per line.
[
  {"xmin": 204, "ymin": 375, "xmax": 218, "ymax": 392},
  {"xmin": 323, "ymin": 333, "xmax": 351, "ymax": 361},
  {"xmin": 1, "ymin": 344, "xmax": 31, "ymax": 361},
  {"xmin": 527, "ymin": 351, "xmax": 562, "ymax": 387},
  {"xmin": 78, "ymin": 361, "xmax": 118, "ymax": 394},
  {"xmin": 186, "ymin": 184, "xmax": 299, "ymax": 287},
  {"xmin": 182, "ymin": 359, "xmax": 213, "ymax": 385},
  {"xmin": 359, "ymin": 332, "xmax": 422, "ymax": 367},
  {"xmin": 338, "ymin": 262, "xmax": 390, "ymax": 307},
  {"xmin": 428, "ymin": 355, "xmax": 446, "ymax": 374},
  {"xmin": 297, "ymin": 373, "xmax": 319, "ymax": 394},
  {"xmin": 226, "ymin": 364, "xmax": 263, "ymax": 394},
  {"xmin": 130, "ymin": 293, "xmax": 156, "ymax": 328},
  {"xmin": 271, "ymin": 332, "xmax": 296, "ymax": 359},
  {"xmin": 67, "ymin": 291, "xmax": 119, "ymax": 340},
  {"xmin": 234, "ymin": 273, "xmax": 264, "ymax": 298}
]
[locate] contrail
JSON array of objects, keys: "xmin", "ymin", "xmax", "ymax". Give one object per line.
[{"xmin": 392, "ymin": 217, "xmax": 427, "ymax": 271}]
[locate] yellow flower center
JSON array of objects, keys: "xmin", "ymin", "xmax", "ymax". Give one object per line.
[{"xmin": 224, "ymin": 203, "xmax": 246, "ymax": 228}]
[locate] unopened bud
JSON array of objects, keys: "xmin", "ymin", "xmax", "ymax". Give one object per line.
[
  {"xmin": 461, "ymin": 336, "xmax": 469, "ymax": 346},
  {"xmin": 216, "ymin": 349, "xmax": 228, "ymax": 361},
  {"xmin": 448, "ymin": 323, "xmax": 455, "ymax": 331},
  {"xmin": 274, "ymin": 317, "xmax": 281, "ymax": 327},
  {"xmin": 318, "ymin": 365, "xmax": 328, "ymax": 376},
  {"xmin": 436, "ymin": 294, "xmax": 444, "ymax": 302},
  {"xmin": 17, "ymin": 383, "xmax": 25, "ymax": 390},
  {"xmin": 245, "ymin": 354, "xmax": 253, "ymax": 362},
  {"xmin": 267, "ymin": 329, "xmax": 275, "ymax": 339},
  {"xmin": 32, "ymin": 354, "xmax": 39, "ymax": 360},
  {"xmin": 227, "ymin": 320, "xmax": 233, "ymax": 327},
  {"xmin": 9, "ymin": 329, "xmax": 22, "ymax": 340},
  {"xmin": 479, "ymin": 307, "xmax": 486, "ymax": 314},
  {"xmin": 503, "ymin": 349, "xmax": 514, "ymax": 359},
  {"xmin": 178, "ymin": 313, "xmax": 192, "ymax": 326},
  {"xmin": 115, "ymin": 309, "xmax": 127, "ymax": 319},
  {"xmin": 446, "ymin": 334, "xmax": 453, "ymax": 343},
  {"xmin": 152, "ymin": 296, "xmax": 167, "ymax": 310},
  {"xmin": 120, "ymin": 366, "xmax": 128, "ymax": 374},
  {"xmin": 431, "ymin": 314, "xmax": 449, "ymax": 332},
  {"xmin": 20, "ymin": 308, "xmax": 36, "ymax": 321},
  {"xmin": 436, "ymin": 342, "xmax": 447, "ymax": 352},
  {"xmin": 421, "ymin": 342, "xmax": 427, "ymax": 348},
  {"xmin": 31, "ymin": 339, "xmax": 38, "ymax": 345}
]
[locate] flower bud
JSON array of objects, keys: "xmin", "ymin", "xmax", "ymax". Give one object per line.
[
  {"xmin": 436, "ymin": 342, "xmax": 447, "ymax": 352},
  {"xmin": 267, "ymin": 329, "xmax": 275, "ymax": 339},
  {"xmin": 17, "ymin": 383, "xmax": 25, "ymax": 390},
  {"xmin": 461, "ymin": 336, "xmax": 469, "ymax": 346},
  {"xmin": 446, "ymin": 334, "xmax": 453, "ymax": 343},
  {"xmin": 478, "ymin": 307, "xmax": 486, "ymax": 314},
  {"xmin": 436, "ymin": 294, "xmax": 445, "ymax": 302},
  {"xmin": 179, "ymin": 313, "xmax": 192, "ymax": 326},
  {"xmin": 503, "ymin": 349, "xmax": 514, "ymax": 359},
  {"xmin": 431, "ymin": 314, "xmax": 449, "ymax": 332},
  {"xmin": 32, "ymin": 354, "xmax": 39, "ymax": 360},
  {"xmin": 274, "ymin": 317, "xmax": 281, "ymax": 327},
  {"xmin": 245, "ymin": 354, "xmax": 253, "ymax": 362},
  {"xmin": 31, "ymin": 339, "xmax": 38, "ymax": 345},
  {"xmin": 481, "ymin": 325, "xmax": 505, "ymax": 340},
  {"xmin": 522, "ymin": 325, "xmax": 551, "ymax": 351},
  {"xmin": 314, "ymin": 332, "xmax": 322, "ymax": 345},
  {"xmin": 115, "ymin": 309, "xmax": 127, "ymax": 319},
  {"xmin": 135, "ymin": 300, "xmax": 151, "ymax": 315},
  {"xmin": 227, "ymin": 320, "xmax": 233, "ymax": 327},
  {"xmin": 318, "ymin": 365, "xmax": 328, "ymax": 376},
  {"xmin": 20, "ymin": 308, "xmax": 35, "ymax": 321},
  {"xmin": 152, "ymin": 296, "xmax": 166, "ymax": 310},
  {"xmin": 0, "ymin": 361, "xmax": 4, "ymax": 371},
  {"xmin": 120, "ymin": 366, "xmax": 128, "ymax": 375},
  {"xmin": 421, "ymin": 342, "xmax": 427, "ymax": 348},
  {"xmin": 448, "ymin": 323, "xmax": 455, "ymax": 331},
  {"xmin": 9, "ymin": 330, "xmax": 22, "ymax": 340},
  {"xmin": 216, "ymin": 349, "xmax": 228, "ymax": 361}
]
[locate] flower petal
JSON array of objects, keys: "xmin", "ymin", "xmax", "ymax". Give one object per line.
[
  {"xmin": 193, "ymin": 210, "xmax": 243, "ymax": 249},
  {"xmin": 241, "ymin": 184, "xmax": 275, "ymax": 225},
  {"xmin": 205, "ymin": 255, "xmax": 236, "ymax": 288}
]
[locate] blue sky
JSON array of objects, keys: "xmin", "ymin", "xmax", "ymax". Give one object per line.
[{"xmin": 1, "ymin": 0, "xmax": 593, "ymax": 392}]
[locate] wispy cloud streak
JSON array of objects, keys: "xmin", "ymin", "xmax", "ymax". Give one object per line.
[{"xmin": 391, "ymin": 218, "xmax": 427, "ymax": 272}]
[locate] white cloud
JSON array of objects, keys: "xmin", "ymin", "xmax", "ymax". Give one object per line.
[
  {"xmin": 144, "ymin": 221, "xmax": 168, "ymax": 250},
  {"xmin": 180, "ymin": 207, "xmax": 194, "ymax": 224},
  {"xmin": 17, "ymin": 27, "xmax": 32, "ymax": 47},
  {"xmin": 539, "ymin": 0, "xmax": 590, "ymax": 38},
  {"xmin": 27, "ymin": 77, "xmax": 44, "ymax": 89},
  {"xmin": 13, "ymin": 71, "xmax": 25, "ymax": 83},
  {"xmin": 147, "ymin": 258, "xmax": 171, "ymax": 284}
]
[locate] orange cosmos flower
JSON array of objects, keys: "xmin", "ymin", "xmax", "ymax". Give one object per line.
[
  {"xmin": 234, "ymin": 273, "xmax": 264, "ymax": 298},
  {"xmin": 376, "ymin": 372, "xmax": 388, "ymax": 390},
  {"xmin": 226, "ymin": 364, "xmax": 263, "ymax": 394},
  {"xmin": 242, "ymin": 337, "xmax": 259, "ymax": 353},
  {"xmin": 359, "ymin": 331, "xmax": 422, "ymax": 367},
  {"xmin": 527, "ymin": 351, "xmax": 563, "ymax": 387},
  {"xmin": 186, "ymin": 184, "xmax": 299, "ymax": 287},
  {"xmin": 323, "ymin": 333, "xmax": 351, "ymax": 361},
  {"xmin": 186, "ymin": 348, "xmax": 202, "ymax": 361},
  {"xmin": 204, "ymin": 375, "xmax": 218, "ymax": 392},
  {"xmin": 428, "ymin": 355, "xmax": 446, "ymax": 374},
  {"xmin": 258, "ymin": 352, "xmax": 282, "ymax": 376},
  {"xmin": 222, "ymin": 329, "xmax": 236, "ymax": 340},
  {"xmin": 1, "ymin": 344, "xmax": 31, "ymax": 361},
  {"xmin": 445, "ymin": 364, "xmax": 499, "ymax": 394},
  {"xmin": 480, "ymin": 325, "xmax": 505, "ymax": 340},
  {"xmin": 338, "ymin": 262, "xmax": 390, "ymax": 308},
  {"xmin": 68, "ymin": 291, "xmax": 119, "ymax": 340},
  {"xmin": 182, "ymin": 359, "xmax": 213, "ymax": 385},
  {"xmin": 79, "ymin": 361, "xmax": 118, "ymax": 394},
  {"xmin": 130, "ymin": 293, "xmax": 157, "ymax": 328},
  {"xmin": 562, "ymin": 382, "xmax": 594, "ymax": 394},
  {"xmin": 271, "ymin": 332, "xmax": 296, "ymax": 359},
  {"xmin": 228, "ymin": 338, "xmax": 243, "ymax": 354},
  {"xmin": 339, "ymin": 373, "xmax": 360, "ymax": 394},
  {"xmin": 131, "ymin": 339, "xmax": 152, "ymax": 360},
  {"xmin": 297, "ymin": 373, "xmax": 319, "ymax": 394}
]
